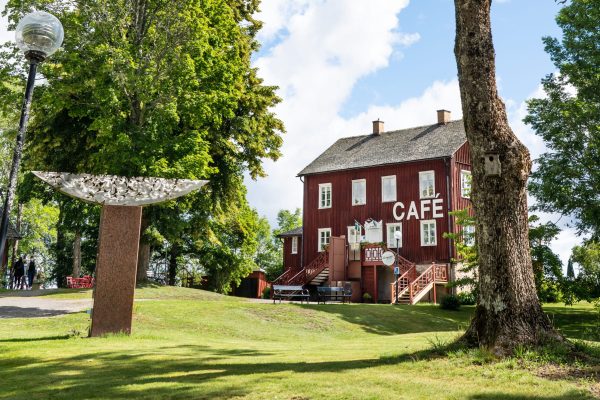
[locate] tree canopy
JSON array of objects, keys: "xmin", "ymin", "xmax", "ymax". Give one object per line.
[
  {"xmin": 525, "ymin": 0, "xmax": 600, "ymax": 238},
  {"xmin": 0, "ymin": 0, "xmax": 284, "ymax": 289}
]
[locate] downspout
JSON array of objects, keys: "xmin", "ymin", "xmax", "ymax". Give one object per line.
[
  {"xmin": 445, "ymin": 157, "xmax": 455, "ymax": 293},
  {"xmin": 299, "ymin": 175, "xmax": 304, "ymax": 270}
]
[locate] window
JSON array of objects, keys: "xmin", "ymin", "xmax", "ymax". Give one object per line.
[
  {"xmin": 463, "ymin": 225, "xmax": 475, "ymax": 246},
  {"xmin": 319, "ymin": 183, "xmax": 332, "ymax": 209},
  {"xmin": 461, "ymin": 170, "xmax": 472, "ymax": 198},
  {"xmin": 347, "ymin": 225, "xmax": 362, "ymax": 244},
  {"xmin": 318, "ymin": 228, "xmax": 331, "ymax": 252},
  {"xmin": 419, "ymin": 171, "xmax": 435, "ymax": 198},
  {"xmin": 381, "ymin": 175, "xmax": 397, "ymax": 203},
  {"xmin": 420, "ymin": 220, "xmax": 437, "ymax": 246},
  {"xmin": 352, "ymin": 179, "xmax": 366, "ymax": 205},
  {"xmin": 386, "ymin": 223, "xmax": 402, "ymax": 249},
  {"xmin": 291, "ymin": 236, "xmax": 298, "ymax": 254}
]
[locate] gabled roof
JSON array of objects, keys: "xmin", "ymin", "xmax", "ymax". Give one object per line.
[
  {"xmin": 298, "ymin": 120, "xmax": 467, "ymax": 176},
  {"xmin": 277, "ymin": 227, "xmax": 303, "ymax": 238}
]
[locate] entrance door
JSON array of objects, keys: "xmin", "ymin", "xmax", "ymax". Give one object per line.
[{"xmin": 377, "ymin": 265, "xmax": 394, "ymax": 303}]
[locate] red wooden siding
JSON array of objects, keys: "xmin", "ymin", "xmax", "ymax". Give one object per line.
[
  {"xmin": 450, "ymin": 142, "xmax": 473, "ymax": 250},
  {"xmin": 282, "ymin": 236, "xmax": 302, "ymax": 270},
  {"xmin": 302, "ymin": 158, "xmax": 453, "ymax": 268}
]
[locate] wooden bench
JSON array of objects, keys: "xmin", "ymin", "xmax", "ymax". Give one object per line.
[
  {"xmin": 272, "ymin": 285, "xmax": 310, "ymax": 303},
  {"xmin": 317, "ymin": 286, "xmax": 352, "ymax": 304}
]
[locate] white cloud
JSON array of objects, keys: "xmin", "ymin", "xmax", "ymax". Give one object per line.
[
  {"xmin": 247, "ymin": 0, "xmax": 417, "ymax": 223},
  {"xmin": 0, "ymin": 0, "xmax": 12, "ymax": 45}
]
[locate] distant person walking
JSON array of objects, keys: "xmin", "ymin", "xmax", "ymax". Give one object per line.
[
  {"xmin": 27, "ymin": 259, "xmax": 36, "ymax": 289},
  {"xmin": 13, "ymin": 257, "xmax": 25, "ymax": 290}
]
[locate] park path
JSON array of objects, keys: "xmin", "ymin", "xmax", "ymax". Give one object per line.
[{"xmin": 0, "ymin": 291, "xmax": 92, "ymax": 318}]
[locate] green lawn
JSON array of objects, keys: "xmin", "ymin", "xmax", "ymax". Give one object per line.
[{"xmin": 0, "ymin": 287, "xmax": 598, "ymax": 399}]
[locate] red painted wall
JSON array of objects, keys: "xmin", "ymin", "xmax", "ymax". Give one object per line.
[
  {"xmin": 302, "ymin": 158, "xmax": 455, "ymax": 268},
  {"xmin": 282, "ymin": 236, "xmax": 302, "ymax": 270}
]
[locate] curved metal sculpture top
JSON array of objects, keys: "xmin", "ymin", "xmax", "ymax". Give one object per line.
[{"xmin": 32, "ymin": 171, "xmax": 208, "ymax": 206}]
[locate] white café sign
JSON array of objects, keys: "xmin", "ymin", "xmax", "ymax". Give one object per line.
[
  {"xmin": 393, "ymin": 194, "xmax": 444, "ymax": 221},
  {"xmin": 381, "ymin": 251, "xmax": 395, "ymax": 266}
]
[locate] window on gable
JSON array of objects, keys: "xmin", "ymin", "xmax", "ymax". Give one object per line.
[
  {"xmin": 319, "ymin": 183, "xmax": 332, "ymax": 209},
  {"xmin": 318, "ymin": 228, "xmax": 331, "ymax": 252},
  {"xmin": 352, "ymin": 179, "xmax": 366, "ymax": 205},
  {"xmin": 291, "ymin": 236, "xmax": 298, "ymax": 254},
  {"xmin": 381, "ymin": 175, "xmax": 397, "ymax": 203},
  {"xmin": 420, "ymin": 220, "xmax": 437, "ymax": 246},
  {"xmin": 461, "ymin": 170, "xmax": 472, "ymax": 198},
  {"xmin": 419, "ymin": 171, "xmax": 435, "ymax": 198},
  {"xmin": 386, "ymin": 223, "xmax": 402, "ymax": 249}
]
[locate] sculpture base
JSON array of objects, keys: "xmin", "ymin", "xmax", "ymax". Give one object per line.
[{"xmin": 90, "ymin": 205, "xmax": 141, "ymax": 337}]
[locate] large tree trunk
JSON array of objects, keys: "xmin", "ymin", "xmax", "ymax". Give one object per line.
[
  {"xmin": 136, "ymin": 214, "xmax": 150, "ymax": 283},
  {"xmin": 454, "ymin": 0, "xmax": 561, "ymax": 354},
  {"xmin": 72, "ymin": 230, "xmax": 81, "ymax": 277}
]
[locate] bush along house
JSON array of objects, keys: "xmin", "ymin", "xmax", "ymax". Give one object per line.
[{"xmin": 275, "ymin": 110, "xmax": 472, "ymax": 304}]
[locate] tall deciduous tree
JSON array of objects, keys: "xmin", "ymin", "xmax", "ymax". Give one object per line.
[
  {"xmin": 525, "ymin": 0, "xmax": 600, "ymax": 238},
  {"xmin": 1, "ymin": 0, "xmax": 284, "ymax": 289},
  {"xmin": 454, "ymin": 0, "xmax": 560, "ymax": 353}
]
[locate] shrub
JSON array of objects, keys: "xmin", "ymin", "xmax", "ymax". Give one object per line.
[
  {"xmin": 457, "ymin": 291, "xmax": 477, "ymax": 305},
  {"xmin": 362, "ymin": 292, "xmax": 372, "ymax": 302},
  {"xmin": 262, "ymin": 286, "xmax": 271, "ymax": 299},
  {"xmin": 440, "ymin": 294, "xmax": 461, "ymax": 310}
]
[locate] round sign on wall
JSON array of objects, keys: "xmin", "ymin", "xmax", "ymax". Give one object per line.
[{"xmin": 381, "ymin": 251, "xmax": 395, "ymax": 266}]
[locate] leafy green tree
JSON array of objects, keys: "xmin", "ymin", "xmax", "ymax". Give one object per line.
[
  {"xmin": 570, "ymin": 241, "xmax": 600, "ymax": 301},
  {"xmin": 1, "ymin": 0, "xmax": 284, "ymax": 289},
  {"xmin": 444, "ymin": 208, "xmax": 478, "ymax": 297},
  {"xmin": 525, "ymin": 0, "xmax": 600, "ymax": 238},
  {"xmin": 528, "ymin": 215, "xmax": 563, "ymax": 302},
  {"xmin": 254, "ymin": 216, "xmax": 279, "ymax": 280}
]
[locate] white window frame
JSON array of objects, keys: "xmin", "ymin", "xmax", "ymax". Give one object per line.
[
  {"xmin": 460, "ymin": 170, "xmax": 472, "ymax": 199},
  {"xmin": 318, "ymin": 228, "xmax": 331, "ymax": 252},
  {"xmin": 347, "ymin": 225, "xmax": 362, "ymax": 244},
  {"xmin": 419, "ymin": 171, "xmax": 435, "ymax": 199},
  {"xmin": 352, "ymin": 179, "xmax": 366, "ymax": 206},
  {"xmin": 420, "ymin": 219, "xmax": 437, "ymax": 246},
  {"xmin": 291, "ymin": 236, "xmax": 298, "ymax": 254},
  {"xmin": 318, "ymin": 183, "xmax": 332, "ymax": 209},
  {"xmin": 386, "ymin": 223, "xmax": 402, "ymax": 249},
  {"xmin": 381, "ymin": 175, "xmax": 397, "ymax": 203}
]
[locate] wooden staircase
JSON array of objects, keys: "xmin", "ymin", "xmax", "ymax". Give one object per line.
[
  {"xmin": 273, "ymin": 251, "xmax": 329, "ymax": 287},
  {"xmin": 391, "ymin": 262, "xmax": 448, "ymax": 305}
]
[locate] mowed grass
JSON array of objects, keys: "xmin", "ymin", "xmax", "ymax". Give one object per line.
[{"xmin": 0, "ymin": 287, "xmax": 598, "ymax": 400}]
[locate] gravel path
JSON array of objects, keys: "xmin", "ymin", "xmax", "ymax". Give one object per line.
[{"xmin": 0, "ymin": 295, "xmax": 92, "ymax": 319}]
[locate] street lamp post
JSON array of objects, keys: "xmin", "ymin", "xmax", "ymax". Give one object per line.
[
  {"xmin": 393, "ymin": 230, "xmax": 402, "ymax": 305},
  {"xmin": 0, "ymin": 11, "xmax": 63, "ymax": 269}
]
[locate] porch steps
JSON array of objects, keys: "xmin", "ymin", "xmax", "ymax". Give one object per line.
[{"xmin": 310, "ymin": 268, "xmax": 329, "ymax": 285}]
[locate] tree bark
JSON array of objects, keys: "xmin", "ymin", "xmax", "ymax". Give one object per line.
[
  {"xmin": 454, "ymin": 0, "xmax": 561, "ymax": 354},
  {"xmin": 168, "ymin": 243, "xmax": 178, "ymax": 286},
  {"xmin": 136, "ymin": 214, "xmax": 150, "ymax": 283},
  {"xmin": 72, "ymin": 230, "xmax": 81, "ymax": 277}
]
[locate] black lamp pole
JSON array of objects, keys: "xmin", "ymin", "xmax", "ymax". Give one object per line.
[{"xmin": 394, "ymin": 237, "xmax": 399, "ymax": 305}]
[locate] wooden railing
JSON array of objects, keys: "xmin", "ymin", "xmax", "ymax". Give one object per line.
[
  {"xmin": 408, "ymin": 263, "xmax": 448, "ymax": 304},
  {"xmin": 272, "ymin": 268, "xmax": 294, "ymax": 286},
  {"xmin": 287, "ymin": 251, "xmax": 329, "ymax": 285},
  {"xmin": 389, "ymin": 253, "xmax": 417, "ymax": 302}
]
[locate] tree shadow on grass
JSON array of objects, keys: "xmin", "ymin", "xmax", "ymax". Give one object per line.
[
  {"xmin": 0, "ymin": 306, "xmax": 78, "ymax": 318},
  {"xmin": 296, "ymin": 303, "xmax": 473, "ymax": 335},
  {"xmin": 0, "ymin": 335, "xmax": 71, "ymax": 343},
  {"xmin": 0, "ymin": 342, "xmax": 596, "ymax": 400}
]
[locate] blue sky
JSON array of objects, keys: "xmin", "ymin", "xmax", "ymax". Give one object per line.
[{"xmin": 0, "ymin": 0, "xmax": 578, "ymax": 267}]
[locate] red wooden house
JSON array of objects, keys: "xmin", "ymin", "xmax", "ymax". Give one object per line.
[{"xmin": 275, "ymin": 110, "xmax": 472, "ymax": 304}]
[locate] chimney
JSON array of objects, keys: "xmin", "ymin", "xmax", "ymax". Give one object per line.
[
  {"xmin": 372, "ymin": 119, "xmax": 384, "ymax": 135},
  {"xmin": 437, "ymin": 109, "xmax": 451, "ymax": 124}
]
